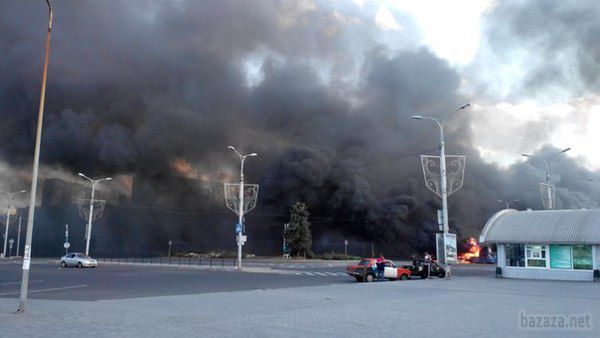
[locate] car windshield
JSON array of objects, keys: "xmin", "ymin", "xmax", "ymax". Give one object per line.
[
  {"xmin": 75, "ymin": 253, "xmax": 89, "ymax": 258},
  {"xmin": 358, "ymin": 259, "xmax": 371, "ymax": 266}
]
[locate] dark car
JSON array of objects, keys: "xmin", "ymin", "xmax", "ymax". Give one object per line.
[{"xmin": 403, "ymin": 259, "xmax": 445, "ymax": 278}]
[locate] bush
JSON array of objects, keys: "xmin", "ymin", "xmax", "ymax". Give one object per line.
[{"xmin": 317, "ymin": 253, "xmax": 361, "ymax": 261}]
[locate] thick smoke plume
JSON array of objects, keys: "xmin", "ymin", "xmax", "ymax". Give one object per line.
[{"xmin": 1, "ymin": 1, "xmax": 599, "ymax": 256}]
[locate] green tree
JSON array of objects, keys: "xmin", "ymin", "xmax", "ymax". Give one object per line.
[{"xmin": 284, "ymin": 202, "xmax": 312, "ymax": 257}]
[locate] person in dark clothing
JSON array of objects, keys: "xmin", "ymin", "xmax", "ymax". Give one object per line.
[{"xmin": 376, "ymin": 255, "xmax": 385, "ymax": 281}]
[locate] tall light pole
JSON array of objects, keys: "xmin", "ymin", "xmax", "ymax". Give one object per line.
[
  {"xmin": 1, "ymin": 190, "xmax": 26, "ymax": 259},
  {"xmin": 411, "ymin": 103, "xmax": 470, "ymax": 234},
  {"xmin": 16, "ymin": 210, "xmax": 23, "ymax": 257},
  {"xmin": 412, "ymin": 103, "xmax": 471, "ymax": 277},
  {"xmin": 78, "ymin": 173, "xmax": 111, "ymax": 256},
  {"xmin": 522, "ymin": 147, "xmax": 570, "ymax": 210},
  {"xmin": 497, "ymin": 199, "xmax": 519, "ymax": 210},
  {"xmin": 228, "ymin": 146, "xmax": 257, "ymax": 269},
  {"xmin": 18, "ymin": 0, "xmax": 53, "ymax": 314}
]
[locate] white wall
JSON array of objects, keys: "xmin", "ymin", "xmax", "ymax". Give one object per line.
[
  {"xmin": 502, "ymin": 266, "xmax": 593, "ymax": 281},
  {"xmin": 496, "ymin": 243, "xmax": 597, "ymax": 282}
]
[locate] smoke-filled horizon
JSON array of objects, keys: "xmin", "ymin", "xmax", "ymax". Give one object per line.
[{"xmin": 1, "ymin": 1, "xmax": 599, "ymax": 254}]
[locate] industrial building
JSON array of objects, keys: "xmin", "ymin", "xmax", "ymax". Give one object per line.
[{"xmin": 480, "ymin": 209, "xmax": 600, "ymax": 281}]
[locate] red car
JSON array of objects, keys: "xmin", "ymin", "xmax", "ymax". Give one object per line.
[{"xmin": 346, "ymin": 258, "xmax": 411, "ymax": 282}]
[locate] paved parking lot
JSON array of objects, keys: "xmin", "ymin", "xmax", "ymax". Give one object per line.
[{"xmin": 1, "ymin": 260, "xmax": 597, "ymax": 337}]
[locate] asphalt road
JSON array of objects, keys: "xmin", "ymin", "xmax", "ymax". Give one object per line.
[{"xmin": 0, "ymin": 259, "xmax": 495, "ymax": 302}]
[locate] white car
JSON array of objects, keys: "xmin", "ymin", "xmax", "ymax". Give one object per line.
[{"xmin": 61, "ymin": 252, "xmax": 98, "ymax": 268}]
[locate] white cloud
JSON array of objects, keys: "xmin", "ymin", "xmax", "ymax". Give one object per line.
[{"xmin": 375, "ymin": 5, "xmax": 403, "ymax": 31}]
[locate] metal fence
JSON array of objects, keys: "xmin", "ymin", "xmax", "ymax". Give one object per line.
[{"xmin": 97, "ymin": 256, "xmax": 236, "ymax": 268}]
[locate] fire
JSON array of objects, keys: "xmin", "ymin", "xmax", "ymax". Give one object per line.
[{"xmin": 458, "ymin": 237, "xmax": 481, "ymax": 264}]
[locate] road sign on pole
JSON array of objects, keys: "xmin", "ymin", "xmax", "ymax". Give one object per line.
[{"xmin": 235, "ymin": 223, "xmax": 242, "ymax": 234}]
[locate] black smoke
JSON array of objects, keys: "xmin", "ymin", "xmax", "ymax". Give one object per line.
[{"xmin": 1, "ymin": 1, "xmax": 599, "ymax": 257}]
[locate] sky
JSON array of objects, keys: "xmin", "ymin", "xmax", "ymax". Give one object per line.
[{"xmin": 353, "ymin": 0, "xmax": 600, "ymax": 170}]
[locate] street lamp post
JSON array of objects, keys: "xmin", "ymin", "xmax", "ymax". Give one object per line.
[
  {"xmin": 497, "ymin": 199, "xmax": 519, "ymax": 210},
  {"xmin": 1, "ymin": 190, "xmax": 26, "ymax": 259},
  {"xmin": 412, "ymin": 103, "xmax": 471, "ymax": 277},
  {"xmin": 18, "ymin": 0, "xmax": 53, "ymax": 314},
  {"xmin": 522, "ymin": 148, "xmax": 570, "ymax": 210},
  {"xmin": 412, "ymin": 103, "xmax": 470, "ymax": 235},
  {"xmin": 16, "ymin": 211, "xmax": 23, "ymax": 257},
  {"xmin": 228, "ymin": 146, "xmax": 257, "ymax": 269},
  {"xmin": 78, "ymin": 173, "xmax": 111, "ymax": 256}
]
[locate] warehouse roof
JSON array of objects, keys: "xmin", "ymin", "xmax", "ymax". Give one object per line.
[{"xmin": 480, "ymin": 209, "xmax": 600, "ymax": 245}]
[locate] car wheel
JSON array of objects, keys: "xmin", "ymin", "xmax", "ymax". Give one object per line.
[
  {"xmin": 61, "ymin": 261, "xmax": 67, "ymax": 268},
  {"xmin": 355, "ymin": 276, "xmax": 363, "ymax": 282},
  {"xmin": 365, "ymin": 274, "xmax": 374, "ymax": 282},
  {"xmin": 77, "ymin": 262, "xmax": 83, "ymax": 268},
  {"xmin": 401, "ymin": 274, "xmax": 409, "ymax": 280}
]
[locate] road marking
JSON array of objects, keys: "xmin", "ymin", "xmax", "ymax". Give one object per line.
[
  {"xmin": 323, "ymin": 272, "xmax": 339, "ymax": 276},
  {"xmin": 0, "ymin": 279, "xmax": 43, "ymax": 286},
  {"xmin": 313, "ymin": 272, "xmax": 328, "ymax": 276},
  {"xmin": 0, "ymin": 284, "xmax": 87, "ymax": 296}
]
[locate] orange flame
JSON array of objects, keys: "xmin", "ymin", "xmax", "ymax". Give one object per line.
[{"xmin": 458, "ymin": 237, "xmax": 481, "ymax": 264}]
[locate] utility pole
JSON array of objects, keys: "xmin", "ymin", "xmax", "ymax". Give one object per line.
[
  {"xmin": 227, "ymin": 146, "xmax": 258, "ymax": 269},
  {"xmin": 18, "ymin": 0, "xmax": 53, "ymax": 314},
  {"xmin": 1, "ymin": 190, "xmax": 26, "ymax": 259},
  {"xmin": 78, "ymin": 173, "xmax": 111, "ymax": 256},
  {"xmin": 64, "ymin": 224, "xmax": 69, "ymax": 255},
  {"xmin": 282, "ymin": 223, "xmax": 288, "ymax": 256}
]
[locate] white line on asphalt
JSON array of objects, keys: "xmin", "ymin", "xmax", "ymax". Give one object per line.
[
  {"xmin": 0, "ymin": 284, "xmax": 87, "ymax": 296},
  {"xmin": 303, "ymin": 272, "xmax": 315, "ymax": 276},
  {"xmin": 313, "ymin": 272, "xmax": 328, "ymax": 276},
  {"xmin": 323, "ymin": 272, "xmax": 339, "ymax": 276},
  {"xmin": 0, "ymin": 279, "xmax": 43, "ymax": 286}
]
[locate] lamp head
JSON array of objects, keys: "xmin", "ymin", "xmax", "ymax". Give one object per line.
[
  {"xmin": 411, "ymin": 115, "xmax": 423, "ymax": 120},
  {"xmin": 460, "ymin": 103, "xmax": 471, "ymax": 109},
  {"xmin": 560, "ymin": 147, "xmax": 571, "ymax": 154},
  {"xmin": 227, "ymin": 146, "xmax": 235, "ymax": 151},
  {"xmin": 248, "ymin": 153, "xmax": 258, "ymax": 157},
  {"xmin": 521, "ymin": 154, "xmax": 531, "ymax": 157},
  {"xmin": 78, "ymin": 172, "xmax": 84, "ymax": 177}
]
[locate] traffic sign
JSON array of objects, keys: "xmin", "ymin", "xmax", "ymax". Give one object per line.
[
  {"xmin": 9, "ymin": 239, "xmax": 14, "ymax": 245},
  {"xmin": 235, "ymin": 223, "xmax": 242, "ymax": 234},
  {"xmin": 63, "ymin": 242, "xmax": 70, "ymax": 249}
]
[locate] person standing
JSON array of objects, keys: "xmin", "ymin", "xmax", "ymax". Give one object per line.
[
  {"xmin": 424, "ymin": 252, "xmax": 432, "ymax": 279},
  {"xmin": 376, "ymin": 255, "xmax": 385, "ymax": 281}
]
